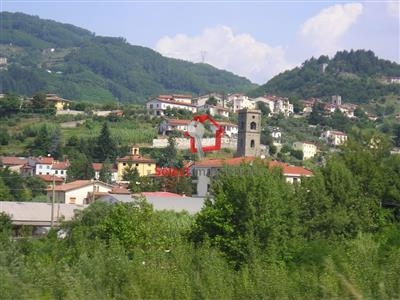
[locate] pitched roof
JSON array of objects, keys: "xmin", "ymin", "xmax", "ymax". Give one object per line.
[
  {"xmin": 47, "ymin": 180, "xmax": 112, "ymax": 192},
  {"xmin": 52, "ymin": 161, "xmax": 70, "ymax": 170},
  {"xmin": 92, "ymin": 163, "xmax": 103, "ymax": 171},
  {"xmin": 0, "ymin": 156, "xmax": 27, "ymax": 166},
  {"xmin": 35, "ymin": 156, "xmax": 54, "ymax": 165},
  {"xmin": 117, "ymin": 155, "xmax": 156, "ymax": 163},
  {"xmin": 193, "ymin": 157, "xmax": 313, "ymax": 177},
  {"xmin": 37, "ymin": 174, "xmax": 65, "ymax": 183}
]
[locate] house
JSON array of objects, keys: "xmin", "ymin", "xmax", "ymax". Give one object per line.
[
  {"xmin": 199, "ymin": 104, "xmax": 230, "ymax": 118},
  {"xmin": 52, "ymin": 160, "xmax": 70, "ymax": 179},
  {"xmin": 254, "ymin": 95, "xmax": 294, "ymax": 117},
  {"xmin": 116, "ymin": 147, "xmax": 156, "ymax": 181},
  {"xmin": 193, "ymin": 93, "xmax": 225, "ymax": 107},
  {"xmin": 46, "ymin": 180, "xmax": 113, "ymax": 205},
  {"xmin": 45, "ymin": 94, "xmax": 73, "ymax": 110},
  {"xmin": 146, "ymin": 97, "xmax": 197, "ymax": 116},
  {"xmin": 321, "ymin": 130, "xmax": 348, "ymax": 146},
  {"xmin": 37, "ymin": 174, "xmax": 65, "ymax": 187},
  {"xmin": 254, "ymin": 96, "xmax": 275, "ymax": 115},
  {"xmin": 219, "ymin": 122, "xmax": 238, "ymax": 138},
  {"xmin": 0, "ymin": 156, "xmax": 27, "ymax": 174},
  {"xmin": 159, "ymin": 94, "xmax": 193, "ymax": 104},
  {"xmin": 269, "ymin": 127, "xmax": 282, "ymax": 144},
  {"xmin": 228, "ymin": 94, "xmax": 256, "ymax": 113},
  {"xmin": 190, "ymin": 157, "xmax": 313, "ymax": 197},
  {"xmin": 292, "ymin": 142, "xmax": 317, "ymax": 160},
  {"xmin": 34, "ymin": 156, "xmax": 54, "ymax": 176},
  {"xmin": 159, "ymin": 119, "xmax": 190, "ymax": 135},
  {"xmin": 92, "ymin": 162, "xmax": 118, "ymax": 182}
]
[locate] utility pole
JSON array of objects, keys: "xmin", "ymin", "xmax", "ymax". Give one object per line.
[{"xmin": 51, "ymin": 174, "xmax": 55, "ymax": 228}]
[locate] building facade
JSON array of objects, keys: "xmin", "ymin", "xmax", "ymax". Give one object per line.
[{"xmin": 236, "ymin": 109, "xmax": 261, "ymax": 157}]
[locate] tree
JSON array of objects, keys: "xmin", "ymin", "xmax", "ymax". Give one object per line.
[
  {"xmin": 99, "ymin": 158, "xmax": 112, "ymax": 183},
  {"xmin": 31, "ymin": 91, "xmax": 47, "ymax": 110},
  {"xmin": 206, "ymin": 96, "xmax": 218, "ymax": 106},
  {"xmin": 0, "ymin": 93, "xmax": 21, "ymax": 116},
  {"xmin": 308, "ymin": 102, "xmax": 326, "ymax": 125},
  {"xmin": 257, "ymin": 101, "xmax": 271, "ymax": 116},
  {"xmin": 95, "ymin": 122, "xmax": 117, "ymax": 162},
  {"xmin": 31, "ymin": 124, "xmax": 51, "ymax": 156},
  {"xmin": 190, "ymin": 161, "xmax": 298, "ymax": 266},
  {"xmin": 67, "ymin": 152, "xmax": 94, "ymax": 182},
  {"xmin": 49, "ymin": 127, "xmax": 63, "ymax": 159},
  {"xmin": 122, "ymin": 162, "xmax": 141, "ymax": 192}
]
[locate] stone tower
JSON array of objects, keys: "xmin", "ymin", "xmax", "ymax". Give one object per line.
[{"xmin": 236, "ymin": 109, "xmax": 261, "ymax": 157}]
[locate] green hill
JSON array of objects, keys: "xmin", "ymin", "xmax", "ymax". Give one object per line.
[
  {"xmin": 249, "ymin": 50, "xmax": 400, "ymax": 103},
  {"xmin": 0, "ymin": 12, "xmax": 256, "ymax": 103}
]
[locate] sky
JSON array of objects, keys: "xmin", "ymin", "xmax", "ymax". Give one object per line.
[{"xmin": 1, "ymin": 0, "xmax": 399, "ymax": 84}]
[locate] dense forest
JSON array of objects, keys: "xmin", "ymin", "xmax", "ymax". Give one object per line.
[
  {"xmin": 249, "ymin": 50, "xmax": 400, "ymax": 103},
  {"xmin": 0, "ymin": 12, "xmax": 256, "ymax": 103},
  {"xmin": 1, "ymin": 134, "xmax": 400, "ymax": 299}
]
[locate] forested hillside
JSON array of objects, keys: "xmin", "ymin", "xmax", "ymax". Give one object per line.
[
  {"xmin": 249, "ymin": 50, "xmax": 400, "ymax": 103},
  {"xmin": 0, "ymin": 12, "xmax": 256, "ymax": 103}
]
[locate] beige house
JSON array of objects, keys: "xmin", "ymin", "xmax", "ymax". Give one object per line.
[
  {"xmin": 47, "ymin": 180, "xmax": 113, "ymax": 205},
  {"xmin": 46, "ymin": 94, "xmax": 72, "ymax": 110},
  {"xmin": 321, "ymin": 130, "xmax": 348, "ymax": 146},
  {"xmin": 293, "ymin": 141, "xmax": 317, "ymax": 160},
  {"xmin": 116, "ymin": 147, "xmax": 156, "ymax": 181}
]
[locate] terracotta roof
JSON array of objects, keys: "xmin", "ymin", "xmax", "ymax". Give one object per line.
[
  {"xmin": 37, "ymin": 174, "xmax": 64, "ymax": 183},
  {"xmin": 36, "ymin": 157, "xmax": 54, "ymax": 165},
  {"xmin": 53, "ymin": 161, "xmax": 70, "ymax": 170},
  {"xmin": 109, "ymin": 186, "xmax": 131, "ymax": 195},
  {"xmin": 92, "ymin": 163, "xmax": 103, "ymax": 171},
  {"xmin": 193, "ymin": 157, "xmax": 313, "ymax": 177},
  {"xmin": 1, "ymin": 156, "xmax": 27, "ymax": 166},
  {"xmin": 46, "ymin": 180, "xmax": 113, "ymax": 192},
  {"xmin": 117, "ymin": 155, "xmax": 156, "ymax": 164},
  {"xmin": 268, "ymin": 161, "xmax": 313, "ymax": 177},
  {"xmin": 141, "ymin": 192, "xmax": 185, "ymax": 198}
]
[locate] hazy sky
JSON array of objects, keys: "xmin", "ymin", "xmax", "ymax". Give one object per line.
[{"xmin": 1, "ymin": 1, "xmax": 399, "ymax": 84}]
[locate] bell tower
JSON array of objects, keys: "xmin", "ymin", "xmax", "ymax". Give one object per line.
[{"xmin": 236, "ymin": 109, "xmax": 261, "ymax": 157}]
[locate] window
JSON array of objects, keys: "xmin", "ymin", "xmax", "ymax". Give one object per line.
[
  {"xmin": 123, "ymin": 163, "xmax": 126, "ymax": 166},
  {"xmin": 157, "ymin": 104, "xmax": 159, "ymax": 108},
  {"xmin": 149, "ymin": 104, "xmax": 153, "ymax": 109},
  {"xmin": 69, "ymin": 197, "xmax": 76, "ymax": 204},
  {"xmin": 148, "ymin": 164, "xmax": 152, "ymax": 166},
  {"xmin": 250, "ymin": 140, "xmax": 255, "ymax": 148},
  {"xmin": 250, "ymin": 122, "xmax": 257, "ymax": 130},
  {"xmin": 135, "ymin": 164, "xmax": 139, "ymax": 167}
]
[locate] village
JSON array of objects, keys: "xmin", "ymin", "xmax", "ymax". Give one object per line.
[{"xmin": 0, "ymin": 90, "xmax": 362, "ymax": 233}]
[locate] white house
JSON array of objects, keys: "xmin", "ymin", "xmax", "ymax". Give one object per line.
[
  {"xmin": 52, "ymin": 161, "xmax": 70, "ymax": 179},
  {"xmin": 47, "ymin": 180, "xmax": 113, "ymax": 205},
  {"xmin": 321, "ymin": 130, "xmax": 348, "ymax": 146},
  {"xmin": 228, "ymin": 94, "xmax": 256, "ymax": 113},
  {"xmin": 146, "ymin": 98, "xmax": 197, "ymax": 116},
  {"xmin": 199, "ymin": 104, "xmax": 230, "ymax": 118},
  {"xmin": 219, "ymin": 122, "xmax": 238, "ymax": 138},
  {"xmin": 292, "ymin": 142, "xmax": 317, "ymax": 160},
  {"xmin": 193, "ymin": 93, "xmax": 224, "ymax": 107},
  {"xmin": 159, "ymin": 119, "xmax": 190, "ymax": 135},
  {"xmin": 35, "ymin": 156, "xmax": 55, "ymax": 176}
]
